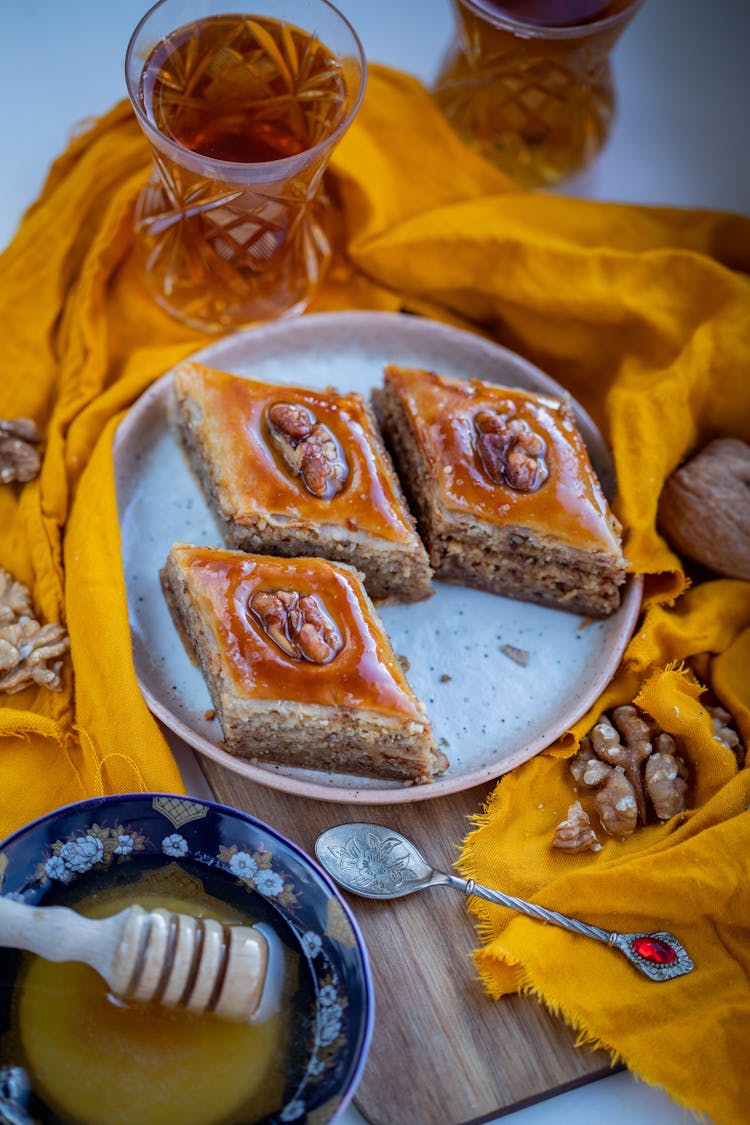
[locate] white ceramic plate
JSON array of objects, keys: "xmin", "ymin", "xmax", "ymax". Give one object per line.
[{"xmin": 114, "ymin": 311, "xmax": 642, "ymax": 804}]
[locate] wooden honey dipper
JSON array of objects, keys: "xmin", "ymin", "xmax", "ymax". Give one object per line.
[{"xmin": 0, "ymin": 896, "xmax": 283, "ymax": 1023}]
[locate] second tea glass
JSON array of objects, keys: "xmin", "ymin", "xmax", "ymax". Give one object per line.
[
  {"xmin": 433, "ymin": 0, "xmax": 645, "ymax": 189},
  {"xmin": 125, "ymin": 0, "xmax": 366, "ymax": 332}
]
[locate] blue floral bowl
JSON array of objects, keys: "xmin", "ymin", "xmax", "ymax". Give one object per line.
[{"xmin": 0, "ymin": 793, "xmax": 374, "ymax": 1124}]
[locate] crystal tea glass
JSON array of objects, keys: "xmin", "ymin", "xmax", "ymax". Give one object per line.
[
  {"xmin": 433, "ymin": 0, "xmax": 645, "ymax": 189},
  {"xmin": 125, "ymin": 0, "xmax": 366, "ymax": 332}
]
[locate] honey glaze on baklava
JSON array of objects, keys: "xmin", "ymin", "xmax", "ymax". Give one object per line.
[
  {"xmin": 170, "ymin": 362, "xmax": 433, "ymax": 602},
  {"xmin": 375, "ymin": 365, "xmax": 628, "ymax": 617},
  {"xmin": 161, "ymin": 544, "xmax": 447, "ymax": 783}
]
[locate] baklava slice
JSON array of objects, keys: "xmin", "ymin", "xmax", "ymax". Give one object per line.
[
  {"xmin": 375, "ymin": 365, "xmax": 628, "ymax": 617},
  {"xmin": 170, "ymin": 361, "xmax": 432, "ymax": 603},
  {"xmin": 160, "ymin": 544, "xmax": 447, "ymax": 783}
]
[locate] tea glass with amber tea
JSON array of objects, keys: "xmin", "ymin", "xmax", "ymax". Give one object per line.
[
  {"xmin": 125, "ymin": 0, "xmax": 366, "ymax": 332},
  {"xmin": 433, "ymin": 0, "xmax": 645, "ymax": 189}
]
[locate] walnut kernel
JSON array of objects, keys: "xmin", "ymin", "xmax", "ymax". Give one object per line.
[
  {"xmin": 473, "ymin": 410, "xmax": 548, "ymax": 492},
  {"xmin": 266, "ymin": 402, "xmax": 348, "ymax": 499},
  {"xmin": 552, "ymin": 801, "xmax": 601, "ymax": 853},
  {"xmin": 707, "ymin": 704, "xmax": 745, "ymax": 767},
  {"xmin": 563, "ymin": 706, "xmax": 688, "ymax": 843},
  {"xmin": 592, "ymin": 705, "xmax": 652, "ymax": 822},
  {"xmin": 249, "ymin": 589, "xmax": 342, "ymax": 664},
  {"xmin": 594, "ymin": 768, "xmax": 639, "ymax": 839},
  {"xmin": 644, "ymin": 733, "xmax": 689, "ymax": 820},
  {"xmin": 0, "ymin": 566, "xmax": 33, "ymax": 624},
  {"xmin": 0, "ymin": 565, "xmax": 69, "ymax": 693},
  {"xmin": 0, "ymin": 417, "xmax": 41, "ymax": 484}
]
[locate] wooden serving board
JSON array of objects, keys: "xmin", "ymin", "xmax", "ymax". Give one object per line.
[{"xmin": 202, "ymin": 762, "xmax": 616, "ymax": 1124}]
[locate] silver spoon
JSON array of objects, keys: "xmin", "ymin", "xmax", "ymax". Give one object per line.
[{"xmin": 315, "ymin": 822, "xmax": 693, "ymax": 982}]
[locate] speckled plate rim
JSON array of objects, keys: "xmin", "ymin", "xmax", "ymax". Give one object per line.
[
  {"xmin": 114, "ymin": 311, "xmax": 643, "ymax": 805},
  {"xmin": 0, "ymin": 791, "xmax": 375, "ymax": 1124}
]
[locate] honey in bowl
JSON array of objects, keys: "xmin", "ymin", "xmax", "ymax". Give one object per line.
[{"xmin": 2, "ymin": 880, "xmax": 306, "ymax": 1125}]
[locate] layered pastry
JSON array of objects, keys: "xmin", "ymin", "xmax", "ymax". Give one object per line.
[
  {"xmin": 161, "ymin": 544, "xmax": 447, "ymax": 783},
  {"xmin": 170, "ymin": 361, "xmax": 433, "ymax": 603},
  {"xmin": 375, "ymin": 365, "xmax": 628, "ymax": 617}
]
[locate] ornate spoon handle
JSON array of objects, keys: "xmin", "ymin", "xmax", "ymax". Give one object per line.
[
  {"xmin": 452, "ymin": 875, "xmax": 693, "ymax": 981},
  {"xmin": 314, "ymin": 823, "xmax": 694, "ymax": 983}
]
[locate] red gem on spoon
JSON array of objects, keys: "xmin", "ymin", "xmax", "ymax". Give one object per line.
[{"xmin": 630, "ymin": 936, "xmax": 678, "ymax": 965}]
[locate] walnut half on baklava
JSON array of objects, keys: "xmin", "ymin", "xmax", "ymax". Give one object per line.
[
  {"xmin": 160, "ymin": 544, "xmax": 447, "ymax": 783},
  {"xmin": 374, "ymin": 365, "xmax": 628, "ymax": 617},
  {"xmin": 170, "ymin": 361, "xmax": 433, "ymax": 603}
]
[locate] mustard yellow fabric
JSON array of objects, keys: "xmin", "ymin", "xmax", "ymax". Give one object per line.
[{"xmin": 1, "ymin": 65, "xmax": 749, "ymax": 1123}]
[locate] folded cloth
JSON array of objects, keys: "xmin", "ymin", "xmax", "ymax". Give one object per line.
[{"xmin": 0, "ymin": 64, "xmax": 748, "ymax": 1124}]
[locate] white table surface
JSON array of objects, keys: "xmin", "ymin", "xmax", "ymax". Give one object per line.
[{"xmin": 3, "ymin": 2, "xmax": 747, "ymax": 1122}]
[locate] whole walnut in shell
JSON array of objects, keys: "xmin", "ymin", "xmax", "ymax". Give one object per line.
[{"xmin": 657, "ymin": 438, "xmax": 750, "ymax": 580}]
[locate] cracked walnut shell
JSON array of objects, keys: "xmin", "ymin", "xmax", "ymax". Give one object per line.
[{"xmin": 657, "ymin": 438, "xmax": 750, "ymax": 580}]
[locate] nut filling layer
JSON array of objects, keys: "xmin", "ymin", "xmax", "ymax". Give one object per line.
[
  {"xmin": 249, "ymin": 589, "xmax": 343, "ymax": 664},
  {"xmin": 266, "ymin": 401, "xmax": 348, "ymax": 499}
]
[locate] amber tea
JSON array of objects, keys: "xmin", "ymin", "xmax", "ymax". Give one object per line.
[
  {"xmin": 433, "ymin": 0, "xmax": 644, "ymax": 188},
  {"xmin": 143, "ymin": 15, "xmax": 348, "ymax": 164},
  {"xmin": 125, "ymin": 1, "xmax": 366, "ymax": 331}
]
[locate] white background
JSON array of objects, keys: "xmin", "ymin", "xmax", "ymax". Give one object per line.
[
  {"xmin": 2, "ymin": 1, "xmax": 748, "ymax": 1122},
  {"xmin": 2, "ymin": 0, "xmax": 749, "ymax": 251}
]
